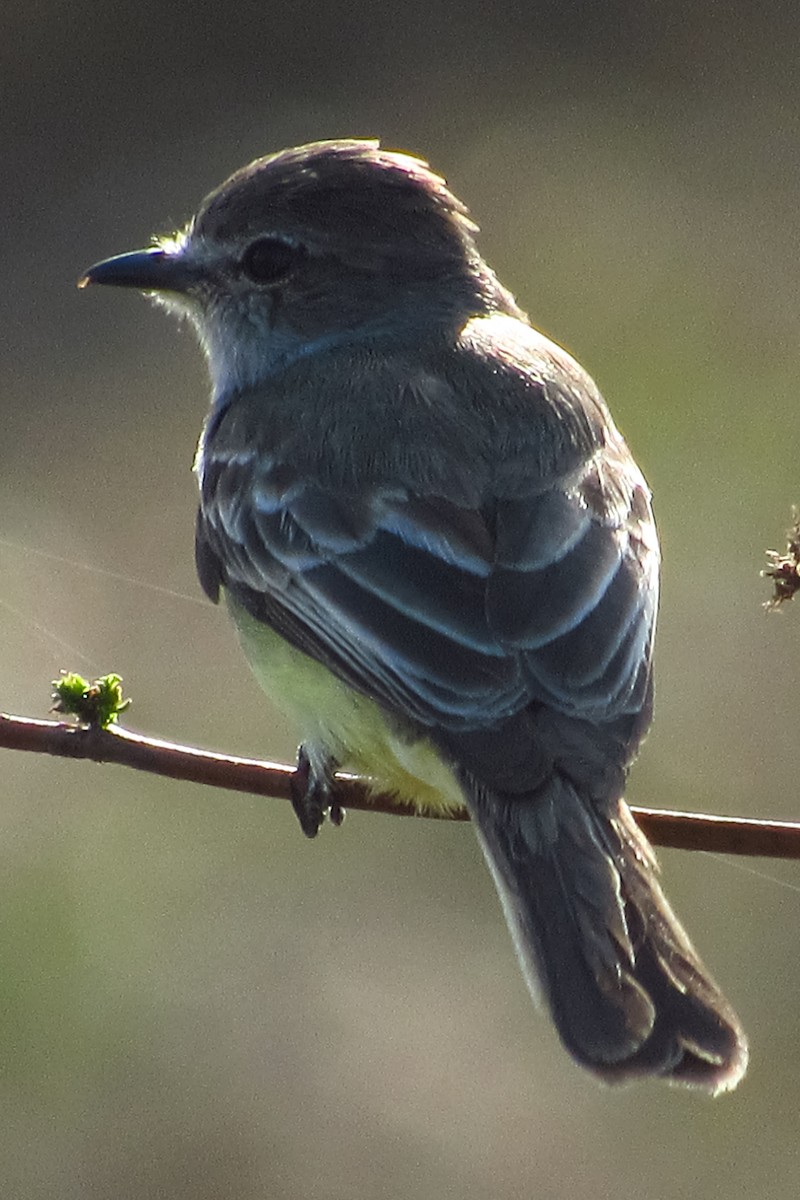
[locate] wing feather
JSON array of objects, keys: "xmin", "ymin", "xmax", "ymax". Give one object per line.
[{"xmin": 195, "ymin": 321, "xmax": 658, "ymax": 738}]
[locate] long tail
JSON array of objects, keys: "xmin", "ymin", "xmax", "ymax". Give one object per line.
[{"xmin": 465, "ymin": 774, "xmax": 748, "ymax": 1091}]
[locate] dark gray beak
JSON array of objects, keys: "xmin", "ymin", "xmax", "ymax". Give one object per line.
[{"xmin": 78, "ymin": 247, "xmax": 199, "ymax": 292}]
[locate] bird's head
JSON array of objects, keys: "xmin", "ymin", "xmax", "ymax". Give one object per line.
[{"xmin": 80, "ymin": 139, "xmax": 519, "ymax": 396}]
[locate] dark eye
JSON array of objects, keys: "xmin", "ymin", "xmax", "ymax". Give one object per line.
[{"xmin": 240, "ymin": 236, "xmax": 305, "ymax": 284}]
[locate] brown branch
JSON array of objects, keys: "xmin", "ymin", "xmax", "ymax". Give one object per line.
[{"xmin": 2, "ymin": 710, "xmax": 799, "ymax": 858}]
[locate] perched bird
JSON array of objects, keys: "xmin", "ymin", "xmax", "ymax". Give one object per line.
[{"xmin": 81, "ymin": 139, "xmax": 747, "ymax": 1090}]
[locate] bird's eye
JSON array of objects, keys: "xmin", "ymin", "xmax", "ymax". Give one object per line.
[{"xmin": 240, "ymin": 236, "xmax": 304, "ymax": 285}]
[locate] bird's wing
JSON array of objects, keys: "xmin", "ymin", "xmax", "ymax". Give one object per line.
[{"xmin": 196, "ymin": 330, "xmax": 658, "ymax": 736}]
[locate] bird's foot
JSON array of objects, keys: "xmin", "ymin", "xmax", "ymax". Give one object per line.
[{"xmin": 290, "ymin": 744, "xmax": 344, "ymax": 838}]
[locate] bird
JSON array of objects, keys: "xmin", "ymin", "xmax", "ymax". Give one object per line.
[{"xmin": 80, "ymin": 138, "xmax": 747, "ymax": 1091}]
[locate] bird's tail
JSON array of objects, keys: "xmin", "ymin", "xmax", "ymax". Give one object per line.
[{"xmin": 465, "ymin": 774, "xmax": 748, "ymax": 1091}]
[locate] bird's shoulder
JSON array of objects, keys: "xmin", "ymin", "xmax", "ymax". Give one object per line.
[{"xmin": 197, "ymin": 313, "xmax": 616, "ymax": 503}]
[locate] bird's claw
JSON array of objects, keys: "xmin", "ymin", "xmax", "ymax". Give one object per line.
[{"xmin": 290, "ymin": 744, "xmax": 344, "ymax": 838}]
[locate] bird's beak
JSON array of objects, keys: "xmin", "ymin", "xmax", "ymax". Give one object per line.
[{"xmin": 78, "ymin": 247, "xmax": 199, "ymax": 293}]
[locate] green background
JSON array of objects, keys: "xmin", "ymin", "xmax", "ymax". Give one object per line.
[{"xmin": 3, "ymin": 3, "xmax": 800, "ymax": 1196}]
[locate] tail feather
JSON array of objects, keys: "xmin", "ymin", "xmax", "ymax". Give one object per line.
[{"xmin": 465, "ymin": 774, "xmax": 748, "ymax": 1092}]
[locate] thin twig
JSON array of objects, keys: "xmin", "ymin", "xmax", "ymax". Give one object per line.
[
  {"xmin": 2, "ymin": 710, "xmax": 799, "ymax": 857},
  {"xmin": 764, "ymin": 507, "xmax": 800, "ymax": 608}
]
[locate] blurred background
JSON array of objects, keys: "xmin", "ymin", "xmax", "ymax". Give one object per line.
[{"xmin": 2, "ymin": 2, "xmax": 800, "ymax": 1196}]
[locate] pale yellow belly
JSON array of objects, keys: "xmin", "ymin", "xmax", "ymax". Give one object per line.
[{"xmin": 227, "ymin": 593, "xmax": 466, "ymax": 815}]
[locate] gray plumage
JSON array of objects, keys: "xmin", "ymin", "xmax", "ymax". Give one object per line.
[{"xmin": 82, "ymin": 139, "xmax": 748, "ymax": 1091}]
